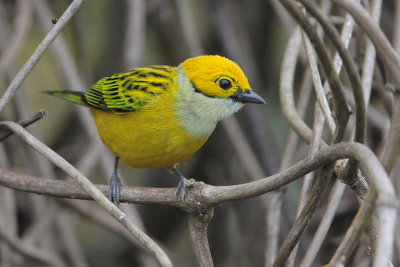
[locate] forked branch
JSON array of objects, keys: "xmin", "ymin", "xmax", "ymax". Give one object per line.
[{"xmin": 0, "ymin": 120, "xmax": 397, "ymax": 266}]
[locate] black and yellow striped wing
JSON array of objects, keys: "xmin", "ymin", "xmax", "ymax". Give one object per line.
[{"xmin": 83, "ymin": 65, "xmax": 175, "ymax": 113}]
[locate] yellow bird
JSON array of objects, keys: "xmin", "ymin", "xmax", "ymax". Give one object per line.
[{"xmin": 47, "ymin": 55, "xmax": 265, "ymax": 204}]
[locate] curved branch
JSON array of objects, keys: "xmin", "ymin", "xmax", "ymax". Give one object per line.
[
  {"xmin": 280, "ymin": 28, "xmax": 314, "ymax": 143},
  {"xmin": 300, "ymin": 0, "xmax": 366, "ymax": 183},
  {"xmin": 331, "ymin": 0, "xmax": 400, "ymax": 88},
  {"xmin": 279, "ymin": 0, "xmax": 350, "ymax": 140}
]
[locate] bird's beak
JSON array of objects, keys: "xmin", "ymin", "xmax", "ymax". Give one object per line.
[{"xmin": 231, "ymin": 90, "xmax": 265, "ymax": 104}]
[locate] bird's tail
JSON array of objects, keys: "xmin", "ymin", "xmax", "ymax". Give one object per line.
[{"xmin": 45, "ymin": 91, "xmax": 88, "ymax": 107}]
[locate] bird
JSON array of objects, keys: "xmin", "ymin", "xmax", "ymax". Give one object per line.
[{"xmin": 47, "ymin": 55, "xmax": 265, "ymax": 205}]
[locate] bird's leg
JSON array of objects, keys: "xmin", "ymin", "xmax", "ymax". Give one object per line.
[
  {"xmin": 172, "ymin": 167, "xmax": 189, "ymax": 200},
  {"xmin": 109, "ymin": 156, "xmax": 121, "ymax": 205}
]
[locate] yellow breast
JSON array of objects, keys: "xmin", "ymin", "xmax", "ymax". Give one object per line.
[{"xmin": 90, "ymin": 84, "xmax": 209, "ymax": 169}]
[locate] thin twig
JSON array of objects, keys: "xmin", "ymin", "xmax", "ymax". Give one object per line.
[
  {"xmin": 0, "ymin": 0, "xmax": 84, "ymax": 112},
  {"xmin": 0, "ymin": 109, "xmax": 48, "ymax": 142}
]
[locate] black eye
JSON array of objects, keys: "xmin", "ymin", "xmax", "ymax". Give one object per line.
[{"xmin": 218, "ymin": 79, "xmax": 232, "ymax": 90}]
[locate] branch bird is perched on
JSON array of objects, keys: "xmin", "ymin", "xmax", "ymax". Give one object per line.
[{"xmin": 47, "ymin": 55, "xmax": 265, "ymax": 205}]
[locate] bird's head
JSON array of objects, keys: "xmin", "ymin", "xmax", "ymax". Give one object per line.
[
  {"xmin": 175, "ymin": 55, "xmax": 265, "ymax": 137},
  {"xmin": 181, "ymin": 55, "xmax": 265, "ymax": 104}
]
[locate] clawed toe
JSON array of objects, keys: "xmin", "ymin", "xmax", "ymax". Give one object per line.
[
  {"xmin": 109, "ymin": 157, "xmax": 121, "ymax": 206},
  {"xmin": 109, "ymin": 173, "xmax": 121, "ymax": 205}
]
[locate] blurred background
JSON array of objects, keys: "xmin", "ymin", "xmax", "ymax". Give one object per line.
[{"xmin": 0, "ymin": 0, "xmax": 399, "ymax": 266}]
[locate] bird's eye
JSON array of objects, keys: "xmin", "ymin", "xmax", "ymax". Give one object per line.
[{"xmin": 218, "ymin": 79, "xmax": 232, "ymax": 90}]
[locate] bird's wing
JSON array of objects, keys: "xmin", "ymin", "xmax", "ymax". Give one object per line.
[{"xmin": 84, "ymin": 65, "xmax": 175, "ymax": 113}]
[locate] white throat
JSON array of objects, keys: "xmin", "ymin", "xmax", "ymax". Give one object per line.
[{"xmin": 174, "ymin": 67, "xmax": 244, "ymax": 138}]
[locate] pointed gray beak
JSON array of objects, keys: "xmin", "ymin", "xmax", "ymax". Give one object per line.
[{"xmin": 231, "ymin": 90, "xmax": 265, "ymax": 104}]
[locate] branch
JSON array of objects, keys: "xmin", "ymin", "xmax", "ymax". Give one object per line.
[
  {"xmin": 0, "ymin": 109, "xmax": 48, "ymax": 142},
  {"xmin": 279, "ymin": 0, "xmax": 350, "ymax": 140},
  {"xmin": 0, "ymin": 120, "xmax": 397, "ymax": 266},
  {"xmin": 331, "ymin": 0, "xmax": 400, "ymax": 89},
  {"xmin": 0, "ymin": 138, "xmax": 394, "ymax": 215},
  {"xmin": 0, "ymin": 0, "xmax": 84, "ymax": 112},
  {"xmin": 280, "ymin": 28, "xmax": 314, "ymax": 143},
  {"xmin": 267, "ymin": 69, "xmax": 313, "ymax": 267},
  {"xmin": 0, "ymin": 121, "xmax": 172, "ymax": 267},
  {"xmin": 300, "ymin": 0, "xmax": 367, "ymax": 187},
  {"xmin": 188, "ymin": 210, "xmax": 214, "ymax": 267}
]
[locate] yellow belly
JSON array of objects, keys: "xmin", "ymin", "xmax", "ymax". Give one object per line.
[{"xmin": 90, "ymin": 105, "xmax": 209, "ymax": 169}]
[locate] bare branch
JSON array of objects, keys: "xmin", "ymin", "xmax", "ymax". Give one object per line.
[
  {"xmin": 279, "ymin": 0, "xmax": 350, "ymax": 140},
  {"xmin": 300, "ymin": 28, "xmax": 335, "ymax": 135},
  {"xmin": 0, "ymin": 109, "xmax": 47, "ymax": 141},
  {"xmin": 1, "ymin": 140, "xmax": 396, "ymax": 266},
  {"xmin": 0, "ymin": 116, "xmax": 396, "ymax": 265},
  {"xmin": 189, "ymin": 210, "xmax": 214, "ymax": 267},
  {"xmin": 280, "ymin": 28, "xmax": 314, "ymax": 143},
  {"xmin": 286, "ymin": 102, "xmax": 325, "ymax": 267},
  {"xmin": 0, "ymin": 121, "xmax": 172, "ymax": 267},
  {"xmin": 332, "ymin": 0, "xmax": 400, "ymax": 88},
  {"xmin": 266, "ymin": 70, "xmax": 313, "ymax": 267}
]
